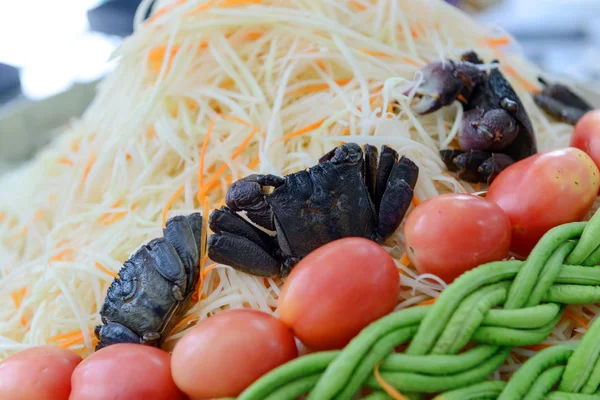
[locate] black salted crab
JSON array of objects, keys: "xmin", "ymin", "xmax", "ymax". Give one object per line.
[
  {"xmin": 207, "ymin": 143, "xmax": 419, "ymax": 278},
  {"xmin": 95, "ymin": 213, "xmax": 204, "ymax": 350},
  {"xmin": 533, "ymin": 77, "xmax": 593, "ymax": 125},
  {"xmin": 408, "ymin": 51, "xmax": 537, "ymax": 184}
]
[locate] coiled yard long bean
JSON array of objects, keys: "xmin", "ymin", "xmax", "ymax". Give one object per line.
[{"xmin": 234, "ymin": 210, "xmax": 600, "ymax": 400}]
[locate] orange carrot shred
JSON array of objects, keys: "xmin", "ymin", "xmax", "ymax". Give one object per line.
[
  {"xmin": 147, "ymin": 0, "xmax": 186, "ymax": 24},
  {"xmin": 52, "ymin": 249, "xmax": 73, "ymax": 262},
  {"xmin": 457, "ymin": 94, "xmax": 468, "ymax": 104},
  {"xmin": 11, "ymin": 288, "xmax": 26, "ymax": 308},
  {"xmin": 399, "ymin": 254, "xmax": 410, "ymax": 267},
  {"xmin": 374, "ymin": 361, "xmax": 410, "ymax": 400},
  {"xmin": 186, "ymin": 0, "xmax": 216, "ymax": 15},
  {"xmin": 57, "ymin": 333, "xmax": 85, "ymax": 349},
  {"xmin": 402, "ymin": 57, "xmax": 424, "ymax": 67},
  {"xmin": 20, "ymin": 315, "xmax": 28, "ymax": 326},
  {"xmin": 33, "ymin": 209, "xmax": 44, "ymax": 221},
  {"xmin": 485, "ymin": 36, "xmax": 511, "ymax": 48},
  {"xmin": 102, "ymin": 212, "xmax": 128, "ymax": 226},
  {"xmin": 360, "ymin": 49, "xmax": 392, "ymax": 58},
  {"xmin": 0, "ymin": 211, "xmax": 4, "ymax": 223},
  {"xmin": 162, "ymin": 185, "xmax": 185, "ymax": 229},
  {"xmin": 411, "ymin": 195, "xmax": 420, "ymax": 207},
  {"xmin": 58, "ymin": 158, "xmax": 74, "ymax": 166},
  {"xmin": 218, "ymin": 0, "xmax": 261, "ymax": 8},
  {"xmin": 350, "ymin": 0, "xmax": 367, "ymax": 10},
  {"xmin": 203, "ymin": 263, "xmax": 218, "ymax": 278},
  {"xmin": 501, "ymin": 63, "xmax": 540, "ymax": 94},
  {"xmin": 418, "ymin": 298, "xmax": 437, "ymax": 306},
  {"xmin": 95, "ymin": 262, "xmax": 119, "ymax": 279},
  {"xmin": 564, "ymin": 308, "xmax": 589, "ymax": 330},
  {"xmin": 316, "ymin": 60, "xmax": 327, "ymax": 71},
  {"xmin": 524, "ymin": 343, "xmax": 554, "ymax": 352},
  {"xmin": 245, "ymin": 32, "xmax": 263, "ymax": 40},
  {"xmin": 126, "ymin": 153, "xmax": 132, "ymax": 161},
  {"xmin": 276, "ymin": 120, "xmax": 325, "ymax": 143},
  {"xmin": 82, "ymin": 154, "xmax": 96, "ymax": 183},
  {"xmin": 286, "ymin": 78, "xmax": 352, "ymax": 96},
  {"xmin": 248, "ymin": 155, "xmax": 260, "ymax": 170},
  {"xmin": 169, "ymin": 313, "xmax": 200, "ymax": 336},
  {"xmin": 48, "ymin": 330, "xmax": 84, "ymax": 342}
]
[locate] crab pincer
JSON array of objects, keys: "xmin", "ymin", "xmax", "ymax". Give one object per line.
[
  {"xmin": 207, "ymin": 143, "xmax": 419, "ymax": 278},
  {"xmin": 408, "ymin": 51, "xmax": 537, "ymax": 184},
  {"xmin": 95, "ymin": 213, "xmax": 204, "ymax": 350},
  {"xmin": 534, "ymin": 77, "xmax": 593, "ymax": 125}
]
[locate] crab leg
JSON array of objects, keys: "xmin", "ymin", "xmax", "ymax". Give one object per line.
[
  {"xmin": 376, "ymin": 156, "xmax": 419, "ymax": 242},
  {"xmin": 226, "ymin": 174, "xmax": 284, "ymax": 231},
  {"xmin": 374, "ymin": 146, "xmax": 399, "ymax": 211},
  {"xmin": 95, "ymin": 322, "xmax": 144, "ymax": 350},
  {"xmin": 208, "ymin": 207, "xmax": 282, "ymax": 277}
]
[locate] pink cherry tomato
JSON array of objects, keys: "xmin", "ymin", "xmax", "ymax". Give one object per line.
[
  {"xmin": 571, "ymin": 110, "xmax": 600, "ymax": 173},
  {"xmin": 278, "ymin": 237, "xmax": 399, "ymax": 351},
  {"xmin": 404, "ymin": 194, "xmax": 512, "ymax": 283},
  {"xmin": 70, "ymin": 343, "xmax": 185, "ymax": 400},
  {"xmin": 171, "ymin": 309, "xmax": 297, "ymax": 399},
  {"xmin": 0, "ymin": 346, "xmax": 81, "ymax": 400}
]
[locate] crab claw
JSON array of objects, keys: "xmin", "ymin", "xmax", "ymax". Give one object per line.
[
  {"xmin": 534, "ymin": 77, "xmax": 593, "ymax": 125},
  {"xmin": 478, "ymin": 153, "xmax": 514, "ymax": 184},
  {"xmin": 408, "ymin": 60, "xmax": 484, "ymax": 115},
  {"xmin": 459, "ymin": 107, "xmax": 519, "ymax": 152}
]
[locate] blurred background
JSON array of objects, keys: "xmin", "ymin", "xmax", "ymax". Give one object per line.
[{"xmin": 0, "ymin": 0, "xmax": 599, "ymax": 176}]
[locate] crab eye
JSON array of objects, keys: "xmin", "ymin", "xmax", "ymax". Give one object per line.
[
  {"xmin": 501, "ymin": 98, "xmax": 518, "ymax": 113},
  {"xmin": 121, "ymin": 278, "xmax": 139, "ymax": 303}
]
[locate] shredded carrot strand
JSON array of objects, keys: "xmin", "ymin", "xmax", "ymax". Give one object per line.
[
  {"xmin": 360, "ymin": 49, "xmax": 392, "ymax": 58},
  {"xmin": 205, "ymin": 176, "xmax": 233, "ymax": 193},
  {"xmin": 20, "ymin": 315, "xmax": 28, "ymax": 326},
  {"xmin": 286, "ymin": 78, "xmax": 352, "ymax": 95},
  {"xmin": 147, "ymin": 128, "xmax": 156, "ymax": 140},
  {"xmin": 245, "ymin": 32, "xmax": 263, "ymax": 40},
  {"xmin": 222, "ymin": 115, "xmax": 256, "ymax": 129},
  {"xmin": 186, "ymin": 0, "xmax": 216, "ymax": 15},
  {"xmin": 99, "ymin": 201, "xmax": 122, "ymax": 222},
  {"xmin": 58, "ymin": 158, "xmax": 74, "ymax": 166},
  {"xmin": 203, "ymin": 263, "xmax": 218, "ymax": 278},
  {"xmin": 0, "ymin": 212, "xmax": 4, "ymax": 223},
  {"xmin": 501, "ymin": 63, "xmax": 540, "ymax": 94},
  {"xmin": 220, "ymin": 79, "xmax": 235, "ymax": 89},
  {"xmin": 11, "ymin": 288, "xmax": 26, "ymax": 308},
  {"xmin": 248, "ymin": 155, "xmax": 260, "ymax": 170},
  {"xmin": 82, "ymin": 154, "xmax": 96, "ymax": 183},
  {"xmin": 484, "ymin": 36, "xmax": 511, "ymax": 48},
  {"xmin": 48, "ymin": 330, "xmax": 84, "ymax": 342},
  {"xmin": 70, "ymin": 140, "xmax": 80, "ymax": 152},
  {"xmin": 564, "ymin": 308, "xmax": 589, "ymax": 330},
  {"xmin": 52, "ymin": 249, "xmax": 73, "ymax": 262},
  {"xmin": 402, "ymin": 57, "xmax": 424, "ymax": 67},
  {"xmin": 199, "ymin": 129, "xmax": 257, "ymax": 198},
  {"xmin": 33, "ymin": 209, "xmax": 44, "ymax": 221},
  {"xmin": 147, "ymin": 0, "xmax": 186, "ymax": 23},
  {"xmin": 374, "ymin": 361, "xmax": 410, "ymax": 400},
  {"xmin": 162, "ymin": 185, "xmax": 185, "ymax": 229},
  {"xmin": 218, "ymin": 0, "xmax": 261, "ymax": 7},
  {"xmin": 411, "ymin": 195, "xmax": 420, "ymax": 207},
  {"xmin": 399, "ymin": 254, "xmax": 410, "ymax": 267},
  {"xmin": 316, "ymin": 60, "xmax": 327, "ymax": 71},
  {"xmin": 350, "ymin": 0, "xmax": 367, "ymax": 10},
  {"xmin": 58, "ymin": 333, "xmax": 85, "ymax": 348},
  {"xmin": 457, "ymin": 94, "xmax": 468, "ymax": 103},
  {"xmin": 418, "ymin": 297, "xmax": 438, "ymax": 306},
  {"xmin": 103, "ymin": 212, "xmax": 128, "ymax": 226},
  {"xmin": 524, "ymin": 343, "xmax": 554, "ymax": 352},
  {"xmin": 95, "ymin": 262, "xmax": 119, "ymax": 279},
  {"xmin": 276, "ymin": 119, "xmax": 325, "ymax": 143},
  {"xmin": 126, "ymin": 153, "xmax": 132, "ymax": 161}
]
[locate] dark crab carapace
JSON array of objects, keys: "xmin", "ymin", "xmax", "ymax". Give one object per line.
[
  {"xmin": 409, "ymin": 51, "xmax": 537, "ymax": 184},
  {"xmin": 533, "ymin": 77, "xmax": 593, "ymax": 125},
  {"xmin": 94, "ymin": 213, "xmax": 204, "ymax": 350},
  {"xmin": 207, "ymin": 143, "xmax": 419, "ymax": 278}
]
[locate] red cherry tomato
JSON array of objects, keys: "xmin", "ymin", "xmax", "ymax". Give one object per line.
[
  {"xmin": 403, "ymin": 194, "xmax": 512, "ymax": 284},
  {"xmin": 571, "ymin": 110, "xmax": 600, "ymax": 173},
  {"xmin": 70, "ymin": 343, "xmax": 185, "ymax": 400},
  {"xmin": 486, "ymin": 148, "xmax": 600, "ymax": 257},
  {"xmin": 171, "ymin": 309, "xmax": 297, "ymax": 399},
  {"xmin": 0, "ymin": 346, "xmax": 81, "ymax": 400},
  {"xmin": 278, "ymin": 237, "xmax": 399, "ymax": 351}
]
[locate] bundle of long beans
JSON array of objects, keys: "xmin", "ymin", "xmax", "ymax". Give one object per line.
[{"xmin": 229, "ymin": 207, "xmax": 600, "ymax": 399}]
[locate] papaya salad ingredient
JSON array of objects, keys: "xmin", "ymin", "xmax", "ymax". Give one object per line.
[
  {"xmin": 207, "ymin": 143, "xmax": 418, "ymax": 278},
  {"xmin": 171, "ymin": 309, "xmax": 297, "ymax": 399},
  {"xmin": 278, "ymin": 237, "xmax": 399, "ymax": 351},
  {"xmin": 0, "ymin": 346, "xmax": 81, "ymax": 400},
  {"xmin": 571, "ymin": 110, "xmax": 600, "ymax": 172},
  {"xmin": 403, "ymin": 194, "xmax": 512, "ymax": 284},
  {"xmin": 486, "ymin": 147, "xmax": 600, "ymax": 257},
  {"xmin": 69, "ymin": 344, "xmax": 184, "ymax": 400}
]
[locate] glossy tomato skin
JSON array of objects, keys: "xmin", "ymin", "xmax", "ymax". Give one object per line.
[
  {"xmin": 0, "ymin": 346, "xmax": 81, "ymax": 400},
  {"xmin": 171, "ymin": 309, "xmax": 297, "ymax": 399},
  {"xmin": 404, "ymin": 194, "xmax": 512, "ymax": 284},
  {"xmin": 571, "ymin": 110, "xmax": 600, "ymax": 173},
  {"xmin": 278, "ymin": 237, "xmax": 399, "ymax": 351},
  {"xmin": 486, "ymin": 148, "xmax": 600, "ymax": 257},
  {"xmin": 70, "ymin": 343, "xmax": 185, "ymax": 400}
]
